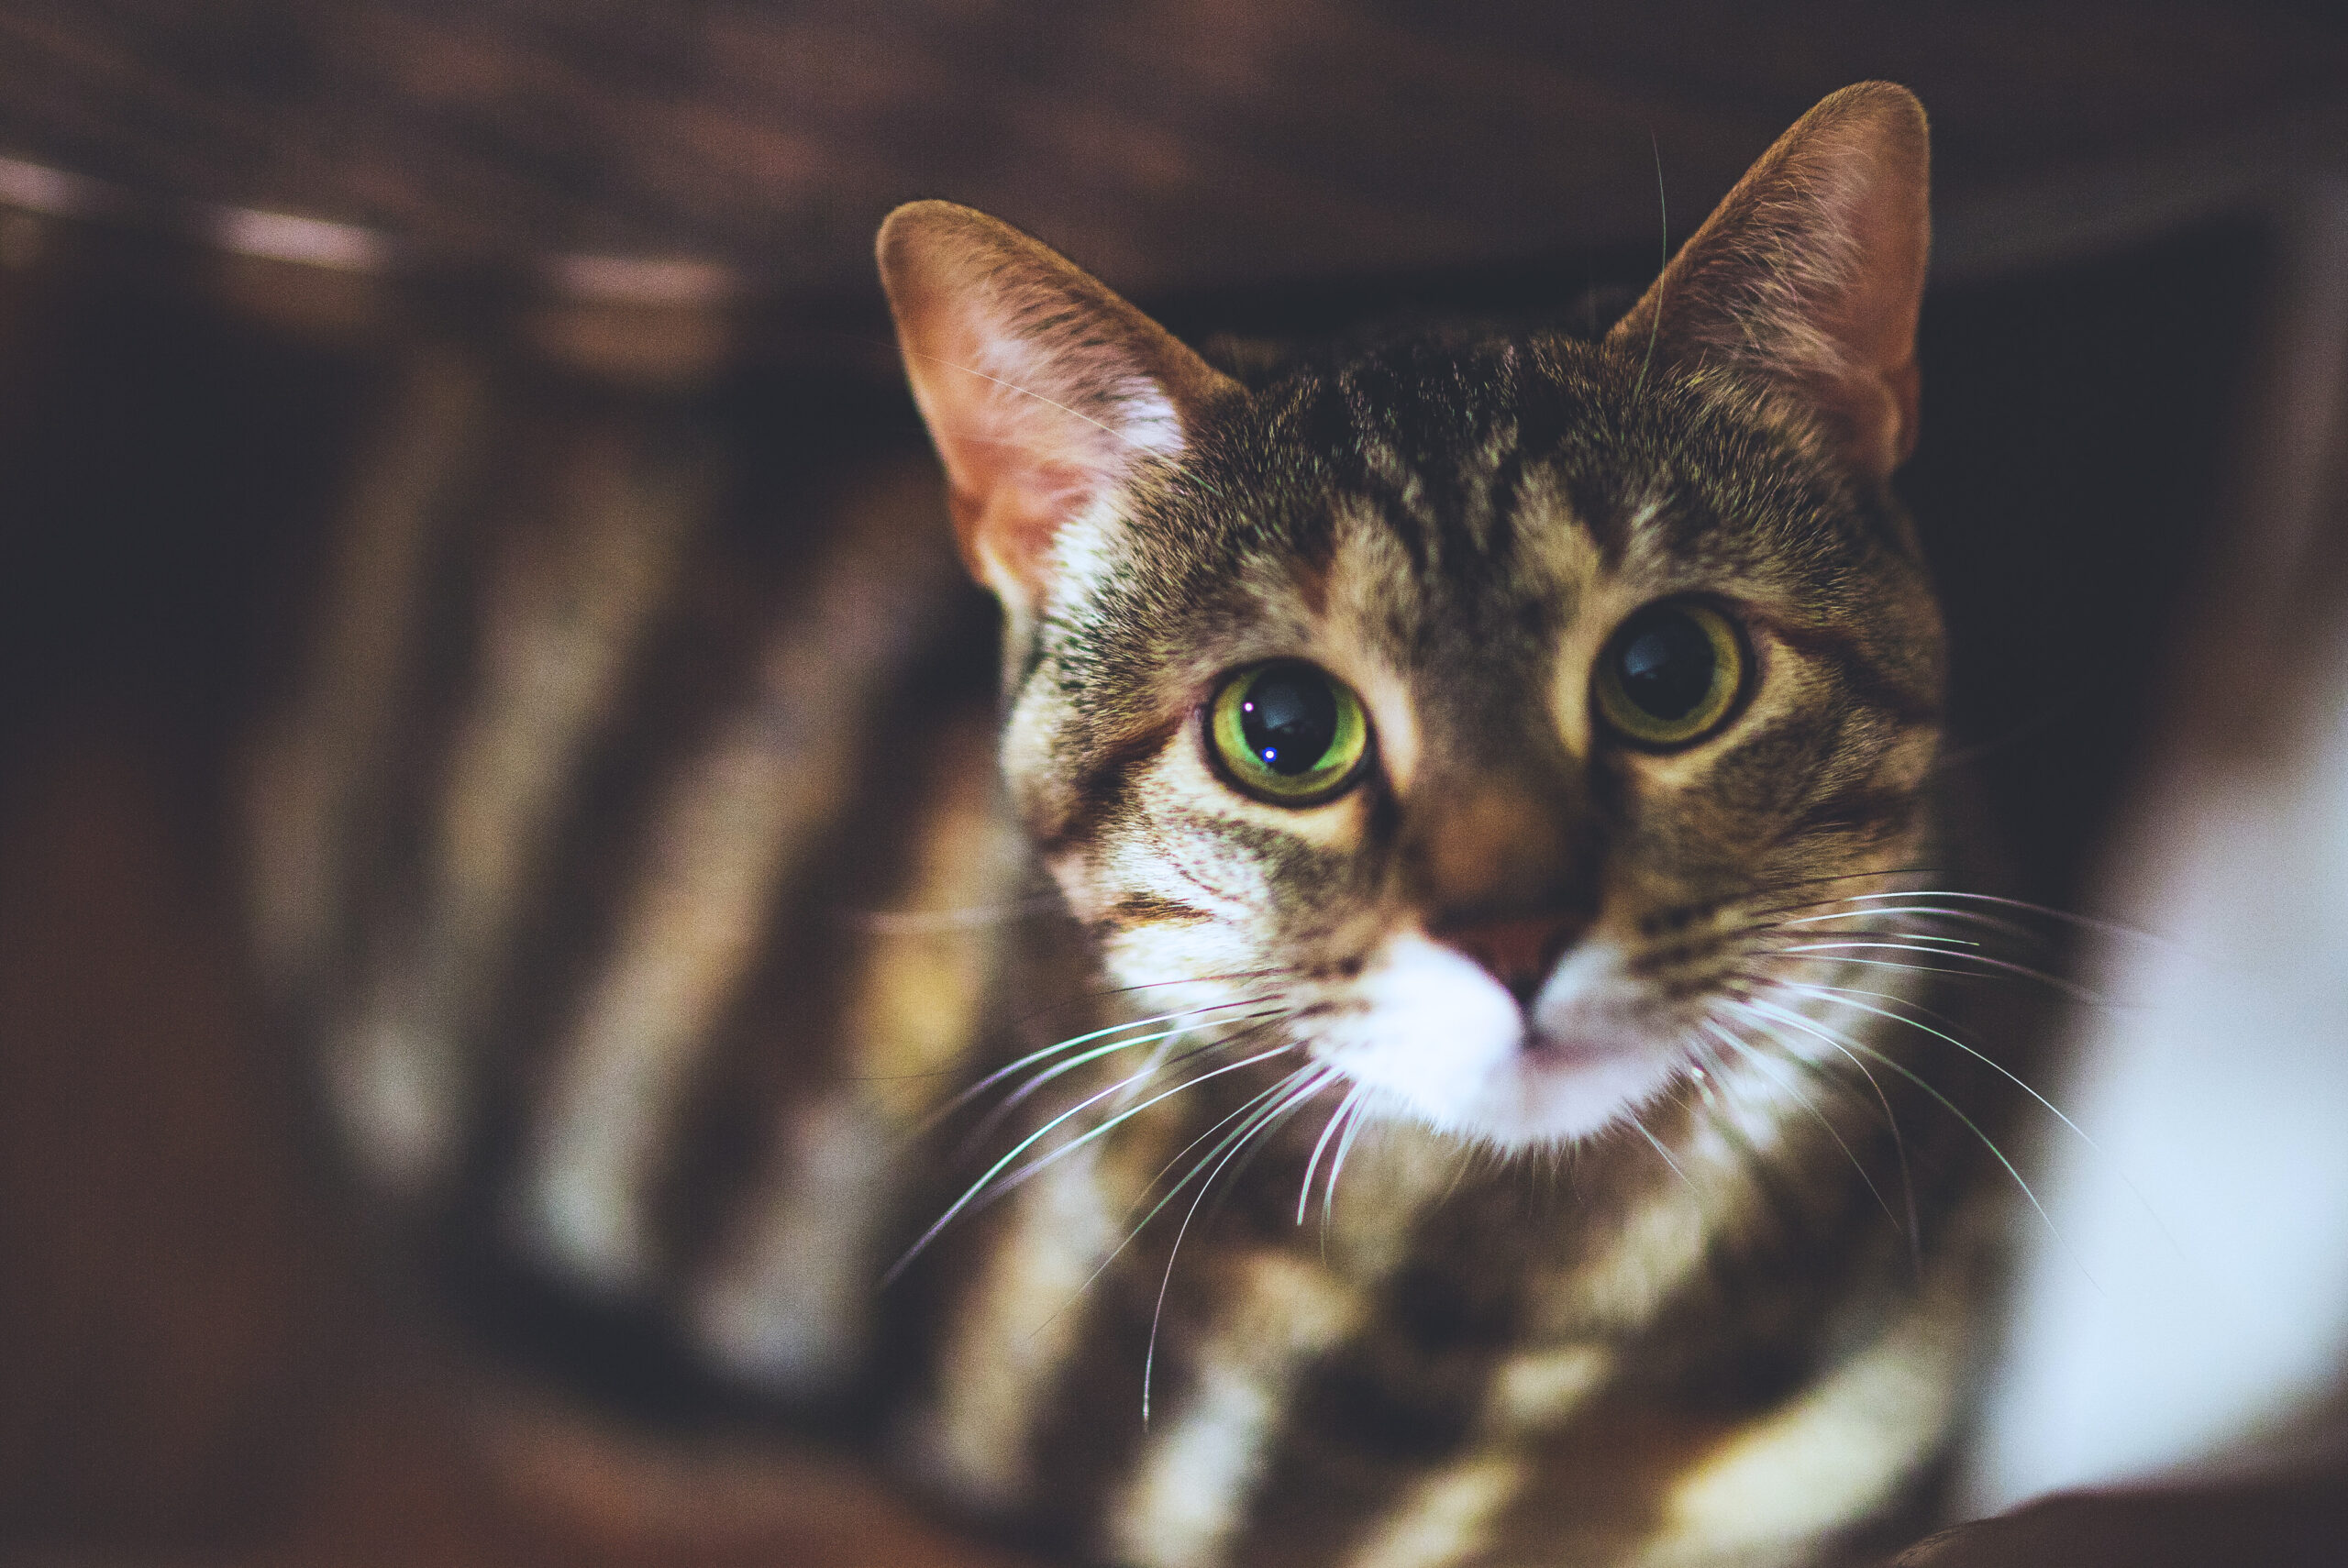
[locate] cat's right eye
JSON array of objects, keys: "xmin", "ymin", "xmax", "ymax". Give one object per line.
[
  {"xmin": 1207, "ymin": 660, "xmax": 1372, "ymax": 806},
  {"xmin": 1592, "ymin": 601, "xmax": 1747, "ymax": 748}
]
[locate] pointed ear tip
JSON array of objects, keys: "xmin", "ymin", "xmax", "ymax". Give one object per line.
[
  {"xmin": 1824, "ymin": 80, "xmax": 1924, "ymax": 112},
  {"xmin": 875, "ymin": 201, "xmax": 1004, "ymax": 276},
  {"xmin": 1813, "ymin": 81, "xmax": 1930, "ymax": 153},
  {"xmin": 877, "ymin": 201, "xmax": 948, "ymax": 256}
]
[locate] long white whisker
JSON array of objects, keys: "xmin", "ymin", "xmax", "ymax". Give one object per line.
[
  {"xmin": 969, "ymin": 1014, "xmax": 1256, "ymax": 1149},
  {"xmin": 1324, "ymin": 1088, "xmax": 1375, "ymax": 1231},
  {"xmin": 1728, "ymin": 991, "xmax": 2090, "ymax": 1286},
  {"xmin": 1771, "ymin": 980, "xmax": 2098, "ymax": 1156},
  {"xmin": 1028, "ymin": 1067, "xmax": 1316, "ymax": 1343},
  {"xmin": 885, "ymin": 1027, "xmax": 1292, "ymax": 1284},
  {"xmin": 1767, "ymin": 903, "xmax": 2037, "ymax": 943},
  {"xmin": 1152, "ymin": 1074, "xmax": 1319, "ymax": 1231},
  {"xmin": 1298, "ymin": 1080, "xmax": 1363, "ymax": 1226},
  {"xmin": 1629, "ymin": 1113, "xmax": 1695, "ymax": 1194},
  {"xmin": 1702, "ymin": 1017, "xmax": 1915, "ymax": 1272},
  {"xmin": 978, "ymin": 1025, "xmax": 1298, "ymax": 1213},
  {"xmin": 1317, "ymin": 1090, "xmax": 1368, "ymax": 1253},
  {"xmin": 1767, "ymin": 941, "xmax": 2105, "ymax": 1002},
  {"xmin": 1740, "ymin": 873, "xmax": 1947, "ymax": 923},
  {"xmin": 927, "ymin": 997, "xmax": 1276, "ymax": 1132},
  {"xmin": 1142, "ymin": 1066, "xmax": 1333, "ymax": 1424},
  {"xmin": 985, "ymin": 967, "xmax": 1298, "ymax": 1043},
  {"xmin": 956, "ymin": 1022, "xmax": 1266, "ymax": 1167},
  {"xmin": 1774, "ymin": 978, "xmax": 2187, "ymax": 1265},
  {"xmin": 1721, "ymin": 990, "xmax": 1917, "ymax": 1243},
  {"xmin": 1818, "ymin": 889, "xmax": 2171, "ymax": 950}
]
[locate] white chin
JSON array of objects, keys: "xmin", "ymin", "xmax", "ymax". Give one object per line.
[{"xmin": 1322, "ymin": 931, "xmax": 1684, "ymax": 1151}]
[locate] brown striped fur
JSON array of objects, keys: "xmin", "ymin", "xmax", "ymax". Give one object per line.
[{"xmin": 249, "ymin": 83, "xmax": 2032, "ymax": 1568}]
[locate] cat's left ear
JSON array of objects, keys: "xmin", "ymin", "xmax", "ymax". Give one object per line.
[
  {"xmin": 879, "ymin": 202, "xmax": 1240, "ymax": 624},
  {"xmin": 1606, "ymin": 82, "xmax": 1931, "ymax": 482}
]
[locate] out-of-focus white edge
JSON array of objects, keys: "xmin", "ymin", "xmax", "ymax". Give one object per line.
[
  {"xmin": 1962, "ymin": 649, "xmax": 2348, "ymax": 1511},
  {"xmin": 1961, "ymin": 182, "xmax": 2348, "ymax": 1513}
]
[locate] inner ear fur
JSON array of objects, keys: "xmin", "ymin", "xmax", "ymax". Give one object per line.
[
  {"xmin": 1606, "ymin": 82, "xmax": 1931, "ymax": 483},
  {"xmin": 877, "ymin": 201, "xmax": 1239, "ymax": 618}
]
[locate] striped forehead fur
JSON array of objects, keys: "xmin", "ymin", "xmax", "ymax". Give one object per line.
[{"xmin": 1017, "ymin": 329, "xmax": 1939, "ymax": 866}]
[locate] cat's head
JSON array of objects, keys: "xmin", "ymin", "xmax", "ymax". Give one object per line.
[{"xmin": 881, "ymin": 83, "xmax": 1941, "ymax": 1151}]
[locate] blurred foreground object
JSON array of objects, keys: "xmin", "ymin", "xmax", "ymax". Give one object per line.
[
  {"xmin": 1895, "ymin": 1470, "xmax": 2344, "ymax": 1567},
  {"xmin": 1964, "ymin": 182, "xmax": 2348, "ymax": 1506}
]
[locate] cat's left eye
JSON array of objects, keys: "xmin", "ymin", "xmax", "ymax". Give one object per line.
[
  {"xmin": 1207, "ymin": 660, "xmax": 1372, "ymax": 806},
  {"xmin": 1592, "ymin": 600, "xmax": 1748, "ymax": 747}
]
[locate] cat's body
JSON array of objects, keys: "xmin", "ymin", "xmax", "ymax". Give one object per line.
[{"xmin": 249, "ymin": 83, "xmax": 2033, "ymax": 1566}]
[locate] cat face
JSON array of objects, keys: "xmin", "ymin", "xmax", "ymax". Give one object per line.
[
  {"xmin": 884, "ymin": 83, "xmax": 1938, "ymax": 1151},
  {"xmin": 1004, "ymin": 341, "xmax": 1941, "ymax": 1148}
]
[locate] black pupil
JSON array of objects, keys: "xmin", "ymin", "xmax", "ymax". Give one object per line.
[
  {"xmin": 1239, "ymin": 665, "xmax": 1338, "ymax": 775},
  {"xmin": 1614, "ymin": 609, "xmax": 1718, "ymax": 721}
]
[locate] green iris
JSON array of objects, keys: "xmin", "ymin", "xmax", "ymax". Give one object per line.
[
  {"xmin": 1593, "ymin": 601, "xmax": 1746, "ymax": 747},
  {"xmin": 1208, "ymin": 660, "xmax": 1371, "ymax": 805}
]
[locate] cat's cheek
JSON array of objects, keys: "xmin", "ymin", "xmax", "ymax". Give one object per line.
[
  {"xmin": 1096, "ymin": 921, "xmax": 1261, "ymax": 1009},
  {"xmin": 996, "ymin": 683, "xmax": 1079, "ymax": 843},
  {"xmin": 1609, "ymin": 743, "xmax": 1745, "ymax": 805},
  {"xmin": 1873, "ymin": 722, "xmax": 1940, "ymax": 799}
]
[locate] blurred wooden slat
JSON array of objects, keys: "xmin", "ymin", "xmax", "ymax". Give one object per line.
[{"xmin": 0, "ymin": 1, "xmax": 2341, "ymax": 302}]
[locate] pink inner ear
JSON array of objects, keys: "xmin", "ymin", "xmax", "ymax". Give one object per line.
[
  {"xmin": 891, "ymin": 272, "xmax": 1157, "ymax": 609},
  {"xmin": 947, "ymin": 453, "xmax": 1102, "ymax": 597},
  {"xmin": 893, "ymin": 293, "xmax": 1107, "ymax": 602},
  {"xmin": 880, "ymin": 201, "xmax": 1243, "ymax": 614},
  {"xmin": 1813, "ymin": 141, "xmax": 1928, "ymax": 473}
]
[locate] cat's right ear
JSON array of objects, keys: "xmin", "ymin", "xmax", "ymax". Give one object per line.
[
  {"xmin": 1605, "ymin": 82, "xmax": 1931, "ymax": 484},
  {"xmin": 878, "ymin": 202, "xmax": 1238, "ymax": 624}
]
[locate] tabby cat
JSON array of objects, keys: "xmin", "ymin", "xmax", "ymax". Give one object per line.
[{"xmin": 249, "ymin": 82, "xmax": 2030, "ymax": 1566}]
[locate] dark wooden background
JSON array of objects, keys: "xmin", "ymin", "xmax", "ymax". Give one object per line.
[
  {"xmin": 4, "ymin": 1, "xmax": 2345, "ymax": 294},
  {"xmin": 1, "ymin": 5, "xmax": 2344, "ymax": 1565}
]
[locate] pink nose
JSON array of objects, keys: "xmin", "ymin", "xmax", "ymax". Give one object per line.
[{"xmin": 1430, "ymin": 911, "xmax": 1588, "ymax": 1003}]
